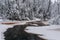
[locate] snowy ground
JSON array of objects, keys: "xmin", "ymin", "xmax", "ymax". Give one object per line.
[
  {"xmin": 26, "ymin": 25, "xmax": 60, "ymax": 40},
  {"xmin": 0, "ymin": 23, "xmax": 60, "ymax": 40},
  {"xmin": 0, "ymin": 24, "xmax": 14, "ymax": 40}
]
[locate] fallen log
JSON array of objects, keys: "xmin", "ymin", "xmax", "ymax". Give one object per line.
[
  {"xmin": 1, "ymin": 22, "xmax": 16, "ymax": 25},
  {"xmin": 1, "ymin": 20, "xmax": 49, "ymax": 26},
  {"xmin": 26, "ymin": 21, "xmax": 49, "ymax": 26}
]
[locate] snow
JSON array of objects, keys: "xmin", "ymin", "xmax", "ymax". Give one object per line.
[
  {"xmin": 0, "ymin": 22, "xmax": 60, "ymax": 40},
  {"xmin": 0, "ymin": 19, "xmax": 3, "ymax": 22},
  {"xmin": 51, "ymin": 0, "xmax": 57, "ymax": 3},
  {"xmin": 0, "ymin": 24, "xmax": 13, "ymax": 40},
  {"xmin": 25, "ymin": 25, "xmax": 60, "ymax": 40}
]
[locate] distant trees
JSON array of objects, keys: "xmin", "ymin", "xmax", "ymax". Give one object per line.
[
  {"xmin": 41, "ymin": 0, "xmax": 51, "ymax": 21},
  {"xmin": 0, "ymin": 0, "xmax": 52, "ymax": 21},
  {"xmin": 49, "ymin": 1, "xmax": 60, "ymax": 25}
]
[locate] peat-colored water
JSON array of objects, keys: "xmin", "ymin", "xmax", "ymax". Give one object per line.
[{"xmin": 4, "ymin": 25, "xmax": 46, "ymax": 40}]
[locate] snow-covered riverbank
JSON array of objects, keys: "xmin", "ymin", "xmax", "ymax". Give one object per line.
[
  {"xmin": 0, "ymin": 24, "xmax": 60, "ymax": 40},
  {"xmin": 0, "ymin": 24, "xmax": 13, "ymax": 40},
  {"xmin": 26, "ymin": 25, "xmax": 60, "ymax": 40}
]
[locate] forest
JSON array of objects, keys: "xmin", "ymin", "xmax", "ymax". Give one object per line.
[
  {"xmin": 0, "ymin": 0, "xmax": 60, "ymax": 40},
  {"xmin": 0, "ymin": 0, "xmax": 60, "ymax": 25},
  {"xmin": 0, "ymin": 0, "xmax": 57, "ymax": 24}
]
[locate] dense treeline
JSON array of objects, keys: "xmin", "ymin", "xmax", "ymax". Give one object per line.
[
  {"xmin": 0, "ymin": 0, "xmax": 60, "ymax": 24},
  {"xmin": 0, "ymin": 0, "xmax": 51, "ymax": 21}
]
